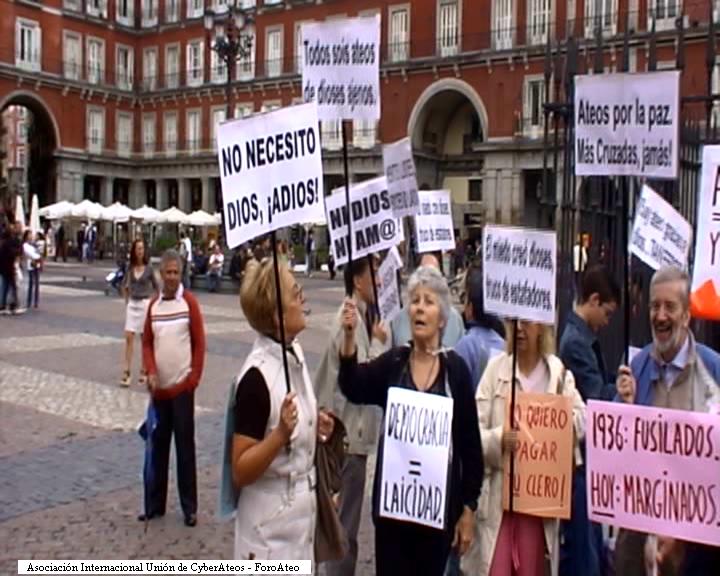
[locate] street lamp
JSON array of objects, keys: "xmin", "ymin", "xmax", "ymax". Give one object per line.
[{"xmin": 204, "ymin": 1, "xmax": 254, "ymax": 122}]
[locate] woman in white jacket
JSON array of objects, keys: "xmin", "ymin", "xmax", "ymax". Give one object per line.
[
  {"xmin": 227, "ymin": 258, "xmax": 335, "ymax": 561},
  {"xmin": 462, "ymin": 320, "xmax": 586, "ymax": 576}
]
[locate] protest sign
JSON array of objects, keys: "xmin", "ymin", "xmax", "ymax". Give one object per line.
[
  {"xmin": 325, "ymin": 176, "xmax": 404, "ymax": 267},
  {"xmin": 216, "ymin": 103, "xmax": 324, "ymax": 249},
  {"xmin": 414, "ymin": 190, "xmax": 455, "ymax": 254},
  {"xmin": 502, "ymin": 392, "xmax": 574, "ymax": 519},
  {"xmin": 301, "ymin": 16, "xmax": 380, "ymax": 122},
  {"xmin": 482, "ymin": 225, "xmax": 557, "ymax": 324},
  {"xmin": 587, "ymin": 400, "xmax": 720, "ymax": 547},
  {"xmin": 690, "ymin": 145, "xmax": 720, "ymax": 320},
  {"xmin": 378, "ymin": 248, "xmax": 402, "ymax": 323},
  {"xmin": 380, "ymin": 387, "xmax": 454, "ymax": 530},
  {"xmin": 574, "ymin": 71, "xmax": 680, "ymax": 179},
  {"xmin": 383, "ymin": 137, "xmax": 420, "ymax": 218},
  {"xmin": 629, "ymin": 184, "xmax": 691, "ymax": 271}
]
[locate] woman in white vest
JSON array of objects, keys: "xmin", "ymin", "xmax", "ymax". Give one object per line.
[
  {"xmin": 227, "ymin": 257, "xmax": 334, "ymax": 560},
  {"xmin": 462, "ymin": 321, "xmax": 586, "ymax": 576}
]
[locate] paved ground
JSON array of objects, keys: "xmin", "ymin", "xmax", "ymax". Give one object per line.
[{"xmin": 0, "ymin": 261, "xmax": 376, "ymax": 574}]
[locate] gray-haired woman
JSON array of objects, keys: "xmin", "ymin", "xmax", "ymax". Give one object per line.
[{"xmin": 338, "ymin": 265, "xmax": 484, "ymax": 576}]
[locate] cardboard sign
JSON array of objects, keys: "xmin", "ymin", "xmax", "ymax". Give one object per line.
[
  {"xmin": 630, "ymin": 184, "xmax": 691, "ymax": 271},
  {"xmin": 574, "ymin": 71, "xmax": 680, "ymax": 179},
  {"xmin": 378, "ymin": 248, "xmax": 403, "ymax": 323},
  {"xmin": 690, "ymin": 145, "xmax": 720, "ymax": 320},
  {"xmin": 502, "ymin": 392, "xmax": 574, "ymax": 520},
  {"xmin": 216, "ymin": 103, "xmax": 325, "ymax": 249},
  {"xmin": 380, "ymin": 387, "xmax": 454, "ymax": 530},
  {"xmin": 383, "ymin": 137, "xmax": 420, "ymax": 218},
  {"xmin": 414, "ymin": 190, "xmax": 455, "ymax": 253},
  {"xmin": 301, "ymin": 16, "xmax": 380, "ymax": 121},
  {"xmin": 482, "ymin": 225, "xmax": 557, "ymax": 324},
  {"xmin": 325, "ymin": 177, "xmax": 404, "ymax": 267},
  {"xmin": 586, "ymin": 400, "xmax": 720, "ymax": 547}
]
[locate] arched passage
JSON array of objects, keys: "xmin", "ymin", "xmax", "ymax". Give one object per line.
[
  {"xmin": 1, "ymin": 91, "xmax": 60, "ymax": 207},
  {"xmin": 407, "ymin": 79, "xmax": 488, "ymax": 242}
]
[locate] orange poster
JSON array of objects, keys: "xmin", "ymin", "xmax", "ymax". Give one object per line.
[{"xmin": 502, "ymin": 392, "xmax": 574, "ymax": 520}]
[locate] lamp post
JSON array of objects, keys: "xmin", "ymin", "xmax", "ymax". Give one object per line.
[
  {"xmin": 204, "ymin": 2, "xmax": 253, "ymax": 232},
  {"xmin": 204, "ymin": 2, "xmax": 254, "ymax": 122}
]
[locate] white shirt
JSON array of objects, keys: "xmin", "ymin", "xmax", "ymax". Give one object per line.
[
  {"xmin": 209, "ymin": 252, "xmax": 224, "ymax": 271},
  {"xmin": 517, "ymin": 359, "xmax": 549, "ymax": 394},
  {"xmin": 23, "ymin": 242, "xmax": 41, "ymax": 272},
  {"xmin": 182, "ymin": 237, "xmax": 192, "ymax": 262},
  {"xmin": 659, "ymin": 335, "xmax": 691, "ymax": 389}
]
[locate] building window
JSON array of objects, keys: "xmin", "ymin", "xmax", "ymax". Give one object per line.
[
  {"xmin": 165, "ymin": 44, "xmax": 179, "ymax": 88},
  {"xmin": 16, "ymin": 149, "xmax": 26, "ymax": 169},
  {"xmin": 143, "ymin": 114, "xmax": 156, "ymax": 158},
  {"xmin": 211, "ymin": 40, "xmax": 228, "ymax": 84},
  {"xmin": 165, "ymin": 0, "xmax": 179, "ymax": 22},
  {"xmin": 186, "ymin": 40, "xmax": 204, "ymax": 87},
  {"xmin": 493, "ymin": 0, "xmax": 513, "ymax": 49},
  {"xmin": 265, "ymin": 27, "xmax": 283, "ymax": 78},
  {"xmin": 528, "ymin": 0, "xmax": 551, "ymax": 45},
  {"xmin": 321, "ymin": 120, "xmax": 342, "ymax": 150},
  {"xmin": 186, "ymin": 110, "xmax": 201, "ymax": 152},
  {"xmin": 164, "ymin": 111, "xmax": 177, "ymax": 156},
  {"xmin": 187, "ymin": 0, "xmax": 203, "ymax": 19},
  {"xmin": 437, "ymin": 0, "xmax": 459, "ymax": 57},
  {"xmin": 63, "ymin": 0, "xmax": 81, "ymax": 11},
  {"xmin": 389, "ymin": 6, "xmax": 410, "ymax": 62},
  {"xmin": 86, "ymin": 0, "xmax": 107, "ymax": 18},
  {"xmin": 116, "ymin": 45, "xmax": 134, "ymax": 90},
  {"xmin": 116, "ymin": 0, "xmax": 133, "ymax": 25},
  {"xmin": 211, "ymin": 108, "xmax": 226, "ymax": 149},
  {"xmin": 523, "ymin": 76, "xmax": 546, "ymax": 136},
  {"xmin": 87, "ymin": 108, "xmax": 105, "ymax": 154},
  {"xmin": 17, "ymin": 122, "xmax": 27, "ymax": 143},
  {"xmin": 469, "ymin": 179, "xmax": 483, "ymax": 202},
  {"xmin": 295, "ymin": 22, "xmax": 307, "ymax": 73},
  {"xmin": 87, "ymin": 38, "xmax": 104, "ymax": 84},
  {"xmin": 63, "ymin": 32, "xmax": 81, "ymax": 80},
  {"xmin": 143, "ymin": 48, "xmax": 158, "ymax": 90},
  {"xmin": 649, "ymin": 0, "xmax": 681, "ymax": 30},
  {"xmin": 117, "ymin": 113, "xmax": 132, "ymax": 157},
  {"xmin": 237, "ymin": 29, "xmax": 256, "ymax": 80},
  {"xmin": 585, "ymin": 0, "xmax": 616, "ymax": 38},
  {"xmin": 234, "ymin": 103, "xmax": 253, "ymax": 118},
  {"xmin": 260, "ymin": 102, "xmax": 280, "ymax": 114},
  {"xmin": 214, "ymin": 0, "xmax": 228, "ymax": 12},
  {"xmin": 142, "ymin": 0, "xmax": 158, "ymax": 27},
  {"xmin": 353, "ymin": 120, "xmax": 376, "ymax": 149},
  {"xmin": 16, "ymin": 19, "xmax": 41, "ymax": 72}
]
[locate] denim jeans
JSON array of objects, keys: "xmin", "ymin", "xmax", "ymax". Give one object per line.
[
  {"xmin": 207, "ymin": 271, "xmax": 221, "ymax": 292},
  {"xmin": 27, "ymin": 268, "xmax": 39, "ymax": 308},
  {"xmin": 0, "ymin": 273, "xmax": 18, "ymax": 311}
]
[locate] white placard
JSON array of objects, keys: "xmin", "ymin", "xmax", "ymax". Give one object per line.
[
  {"xmin": 301, "ymin": 16, "xmax": 380, "ymax": 121},
  {"xmin": 482, "ymin": 225, "xmax": 557, "ymax": 324},
  {"xmin": 414, "ymin": 190, "xmax": 455, "ymax": 253},
  {"xmin": 325, "ymin": 176, "xmax": 404, "ymax": 267},
  {"xmin": 216, "ymin": 103, "xmax": 325, "ymax": 249},
  {"xmin": 383, "ymin": 137, "xmax": 420, "ymax": 218},
  {"xmin": 379, "ymin": 387, "xmax": 454, "ymax": 530},
  {"xmin": 574, "ymin": 71, "xmax": 680, "ymax": 179},
  {"xmin": 629, "ymin": 184, "xmax": 691, "ymax": 271},
  {"xmin": 377, "ymin": 249, "xmax": 402, "ymax": 323},
  {"xmin": 692, "ymin": 145, "xmax": 720, "ymax": 296}
]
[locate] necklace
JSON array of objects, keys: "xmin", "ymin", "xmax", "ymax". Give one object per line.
[{"xmin": 411, "ymin": 349, "xmax": 438, "ymax": 392}]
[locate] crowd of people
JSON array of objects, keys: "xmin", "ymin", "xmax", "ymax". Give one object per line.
[{"xmin": 0, "ymin": 211, "xmax": 46, "ymax": 314}]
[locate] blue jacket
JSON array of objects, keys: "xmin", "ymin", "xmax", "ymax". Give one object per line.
[
  {"xmin": 559, "ymin": 311, "xmax": 615, "ymax": 402},
  {"xmin": 454, "ymin": 324, "xmax": 505, "ymax": 392}
]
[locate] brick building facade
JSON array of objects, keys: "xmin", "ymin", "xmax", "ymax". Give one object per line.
[{"xmin": 0, "ymin": 0, "xmax": 714, "ymax": 237}]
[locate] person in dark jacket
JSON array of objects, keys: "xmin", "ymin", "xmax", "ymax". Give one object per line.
[
  {"xmin": 338, "ymin": 265, "xmax": 483, "ymax": 576},
  {"xmin": 0, "ymin": 221, "xmax": 22, "ymax": 313},
  {"xmin": 558, "ymin": 265, "xmax": 620, "ymax": 576}
]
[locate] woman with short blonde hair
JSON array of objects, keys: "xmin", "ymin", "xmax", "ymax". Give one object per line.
[{"xmin": 221, "ymin": 257, "xmax": 335, "ymax": 561}]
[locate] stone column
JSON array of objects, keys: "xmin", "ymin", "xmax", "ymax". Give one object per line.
[
  {"xmin": 178, "ymin": 178, "xmax": 191, "ymax": 212},
  {"xmin": 201, "ymin": 176, "xmax": 212, "ymax": 213},
  {"xmin": 484, "ymin": 170, "xmax": 498, "ymax": 224},
  {"xmin": 156, "ymin": 179, "xmax": 167, "ymax": 210},
  {"xmin": 102, "ymin": 176, "xmax": 114, "ymax": 206},
  {"xmin": 500, "ymin": 169, "xmax": 513, "ymax": 224}
]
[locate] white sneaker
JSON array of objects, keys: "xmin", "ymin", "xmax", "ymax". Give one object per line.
[{"xmin": 12, "ymin": 307, "xmax": 27, "ymax": 315}]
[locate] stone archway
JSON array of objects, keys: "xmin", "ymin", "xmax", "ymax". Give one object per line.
[{"xmin": 0, "ymin": 90, "xmax": 60, "ymax": 207}]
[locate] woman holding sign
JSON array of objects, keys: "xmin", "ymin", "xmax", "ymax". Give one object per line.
[
  {"xmin": 219, "ymin": 258, "xmax": 336, "ymax": 561},
  {"xmin": 463, "ymin": 321, "xmax": 586, "ymax": 576},
  {"xmin": 338, "ymin": 265, "xmax": 483, "ymax": 576}
]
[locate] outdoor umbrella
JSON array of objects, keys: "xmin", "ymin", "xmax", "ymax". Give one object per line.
[
  {"xmin": 29, "ymin": 194, "xmax": 40, "ymax": 235},
  {"xmin": 100, "ymin": 202, "xmax": 132, "ymax": 223},
  {"xmin": 39, "ymin": 200, "xmax": 74, "ymax": 220},
  {"xmin": 158, "ymin": 206, "xmax": 188, "ymax": 225},
  {"xmin": 131, "ymin": 205, "xmax": 162, "ymax": 224},
  {"xmin": 71, "ymin": 199, "xmax": 103, "ymax": 221},
  {"xmin": 15, "ymin": 194, "xmax": 26, "ymax": 228},
  {"xmin": 138, "ymin": 400, "xmax": 158, "ymax": 533},
  {"xmin": 186, "ymin": 210, "xmax": 218, "ymax": 227}
]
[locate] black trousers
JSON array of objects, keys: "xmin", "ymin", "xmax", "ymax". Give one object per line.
[
  {"xmin": 149, "ymin": 390, "xmax": 197, "ymax": 518},
  {"xmin": 374, "ymin": 517, "xmax": 451, "ymax": 576}
]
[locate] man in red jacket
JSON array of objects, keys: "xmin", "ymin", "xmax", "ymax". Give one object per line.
[{"xmin": 142, "ymin": 249, "xmax": 206, "ymax": 527}]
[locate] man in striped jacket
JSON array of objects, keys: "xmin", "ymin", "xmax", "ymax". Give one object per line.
[{"xmin": 142, "ymin": 249, "xmax": 206, "ymax": 527}]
